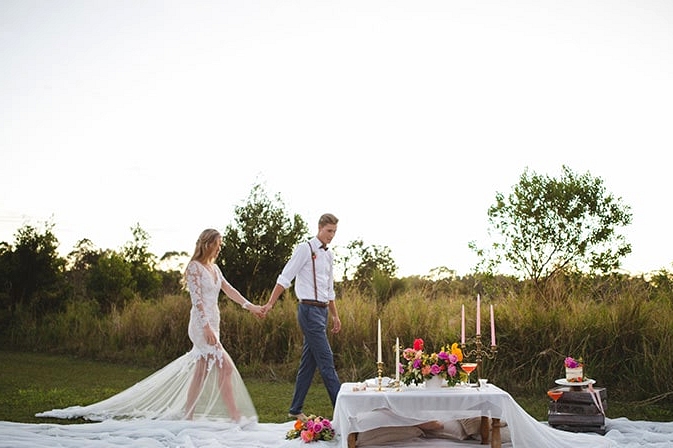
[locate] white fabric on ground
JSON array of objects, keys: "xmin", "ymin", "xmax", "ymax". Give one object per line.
[{"xmin": 1, "ymin": 417, "xmax": 673, "ymax": 447}]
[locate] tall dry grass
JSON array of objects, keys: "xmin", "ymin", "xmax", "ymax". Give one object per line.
[{"xmin": 5, "ymin": 273, "xmax": 672, "ymax": 403}]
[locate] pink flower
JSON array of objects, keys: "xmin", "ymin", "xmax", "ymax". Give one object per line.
[
  {"xmin": 403, "ymin": 348, "xmax": 416, "ymax": 360},
  {"xmin": 300, "ymin": 430, "xmax": 314, "ymax": 442},
  {"xmin": 447, "ymin": 364, "xmax": 457, "ymax": 377},
  {"xmin": 313, "ymin": 422, "xmax": 323, "ymax": 433},
  {"xmin": 430, "ymin": 364, "xmax": 441, "ymax": 375},
  {"xmin": 448, "ymin": 354, "xmax": 458, "ymax": 364},
  {"xmin": 565, "ymin": 357, "xmax": 581, "ymax": 368}
]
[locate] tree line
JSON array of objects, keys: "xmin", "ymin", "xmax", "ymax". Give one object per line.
[
  {"xmin": 3, "ymin": 165, "xmax": 670, "ymax": 330},
  {"xmin": 0, "ymin": 183, "xmax": 399, "ymax": 323}
]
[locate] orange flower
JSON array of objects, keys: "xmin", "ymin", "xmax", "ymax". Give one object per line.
[
  {"xmin": 450, "ymin": 343, "xmax": 463, "ymax": 362},
  {"xmin": 294, "ymin": 419, "xmax": 304, "ymax": 430}
]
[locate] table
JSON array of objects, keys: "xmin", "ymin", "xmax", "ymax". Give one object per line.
[{"xmin": 332, "ymin": 382, "xmax": 508, "ymax": 448}]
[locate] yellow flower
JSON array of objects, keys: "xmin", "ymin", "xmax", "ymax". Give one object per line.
[{"xmin": 451, "ymin": 343, "xmax": 463, "ymax": 362}]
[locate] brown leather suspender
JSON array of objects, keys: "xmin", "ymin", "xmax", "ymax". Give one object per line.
[{"xmin": 308, "ymin": 242, "xmax": 318, "ymax": 300}]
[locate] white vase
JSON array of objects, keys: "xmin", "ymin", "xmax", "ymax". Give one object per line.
[{"xmin": 425, "ymin": 376, "xmax": 443, "ymax": 389}]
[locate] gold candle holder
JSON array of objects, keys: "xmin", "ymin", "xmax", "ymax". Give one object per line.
[
  {"xmin": 461, "ymin": 334, "xmax": 497, "ymax": 381},
  {"xmin": 376, "ymin": 361, "xmax": 384, "ymax": 391}
]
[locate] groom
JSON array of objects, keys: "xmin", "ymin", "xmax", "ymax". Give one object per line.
[{"xmin": 263, "ymin": 213, "xmax": 342, "ymax": 421}]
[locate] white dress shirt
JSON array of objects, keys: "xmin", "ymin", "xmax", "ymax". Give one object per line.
[{"xmin": 276, "ymin": 237, "xmax": 335, "ymax": 302}]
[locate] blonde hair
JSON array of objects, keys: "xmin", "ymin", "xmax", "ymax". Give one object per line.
[
  {"xmin": 319, "ymin": 213, "xmax": 338, "ymax": 227},
  {"xmin": 191, "ymin": 228, "xmax": 222, "ymax": 264}
]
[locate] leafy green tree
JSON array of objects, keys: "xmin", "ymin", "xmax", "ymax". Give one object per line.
[
  {"xmin": 67, "ymin": 238, "xmax": 100, "ymax": 271},
  {"xmin": 158, "ymin": 251, "xmax": 189, "ymax": 295},
  {"xmin": 471, "ymin": 166, "xmax": 632, "ymax": 285},
  {"xmin": 87, "ymin": 250, "xmax": 135, "ymax": 311},
  {"xmin": 66, "ymin": 238, "xmax": 102, "ymax": 299},
  {"xmin": 337, "ymin": 239, "xmax": 400, "ymax": 303},
  {"xmin": 121, "ymin": 224, "xmax": 162, "ymax": 299},
  {"xmin": 0, "ymin": 242, "xmax": 13, "ymax": 315},
  {"xmin": 219, "ymin": 183, "xmax": 309, "ymax": 298},
  {"xmin": 342, "ymin": 239, "xmax": 398, "ymax": 285},
  {"xmin": 0, "ymin": 222, "xmax": 68, "ymax": 314}
]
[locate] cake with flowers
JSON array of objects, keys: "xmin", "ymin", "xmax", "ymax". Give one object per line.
[{"xmin": 564, "ymin": 357, "xmax": 584, "ymax": 382}]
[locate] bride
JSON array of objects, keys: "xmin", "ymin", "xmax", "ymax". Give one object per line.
[{"xmin": 38, "ymin": 228, "xmax": 264, "ymax": 423}]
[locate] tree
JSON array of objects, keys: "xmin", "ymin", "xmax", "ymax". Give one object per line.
[
  {"xmin": 121, "ymin": 224, "xmax": 162, "ymax": 299},
  {"xmin": 87, "ymin": 250, "xmax": 135, "ymax": 311},
  {"xmin": 341, "ymin": 239, "xmax": 398, "ymax": 285},
  {"xmin": 0, "ymin": 221, "xmax": 68, "ymax": 314},
  {"xmin": 337, "ymin": 239, "xmax": 400, "ymax": 303},
  {"xmin": 66, "ymin": 238, "xmax": 102, "ymax": 300},
  {"xmin": 219, "ymin": 183, "xmax": 309, "ymax": 298},
  {"xmin": 472, "ymin": 166, "xmax": 632, "ymax": 285},
  {"xmin": 158, "ymin": 251, "xmax": 189, "ymax": 295}
]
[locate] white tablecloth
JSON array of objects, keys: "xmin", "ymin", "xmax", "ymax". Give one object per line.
[{"xmin": 333, "ymin": 382, "xmax": 617, "ymax": 448}]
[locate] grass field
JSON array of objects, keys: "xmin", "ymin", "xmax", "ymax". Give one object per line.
[
  {"xmin": 2, "ymin": 350, "xmax": 672, "ymax": 425},
  {"xmin": 0, "ymin": 351, "xmax": 333, "ymax": 424}
]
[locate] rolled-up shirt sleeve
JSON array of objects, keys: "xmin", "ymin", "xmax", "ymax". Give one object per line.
[{"xmin": 276, "ymin": 244, "xmax": 311, "ymax": 289}]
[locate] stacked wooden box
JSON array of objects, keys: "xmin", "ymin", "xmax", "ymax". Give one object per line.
[{"xmin": 547, "ymin": 385, "xmax": 607, "ymax": 435}]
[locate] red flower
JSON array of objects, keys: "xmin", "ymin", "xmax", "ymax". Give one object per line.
[{"xmin": 413, "ymin": 338, "xmax": 424, "ymax": 351}]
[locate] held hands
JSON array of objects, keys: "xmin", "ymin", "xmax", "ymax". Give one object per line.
[
  {"xmin": 247, "ymin": 303, "xmax": 265, "ymax": 318},
  {"xmin": 260, "ymin": 302, "xmax": 273, "ymax": 318}
]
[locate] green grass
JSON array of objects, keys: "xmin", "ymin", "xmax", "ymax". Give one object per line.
[
  {"xmin": 0, "ymin": 351, "xmax": 333, "ymax": 424},
  {"xmin": 2, "ymin": 351, "xmax": 672, "ymax": 425}
]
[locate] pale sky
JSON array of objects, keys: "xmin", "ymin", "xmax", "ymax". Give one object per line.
[{"xmin": 2, "ymin": 0, "xmax": 672, "ymax": 277}]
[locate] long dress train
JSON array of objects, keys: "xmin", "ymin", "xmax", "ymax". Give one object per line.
[{"xmin": 37, "ymin": 261, "xmax": 257, "ymax": 423}]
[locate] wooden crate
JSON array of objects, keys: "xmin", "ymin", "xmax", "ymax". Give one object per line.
[{"xmin": 548, "ymin": 385, "xmax": 607, "ymax": 435}]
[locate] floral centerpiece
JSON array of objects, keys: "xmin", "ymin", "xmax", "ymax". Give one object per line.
[
  {"xmin": 285, "ymin": 415, "xmax": 335, "ymax": 443},
  {"xmin": 400, "ymin": 338, "xmax": 464, "ymax": 387},
  {"xmin": 564, "ymin": 356, "xmax": 585, "ymax": 382}
]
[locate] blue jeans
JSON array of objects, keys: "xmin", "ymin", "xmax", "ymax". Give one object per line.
[{"xmin": 289, "ymin": 303, "xmax": 341, "ymax": 415}]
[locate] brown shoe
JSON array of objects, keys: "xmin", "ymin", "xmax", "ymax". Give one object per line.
[{"xmin": 288, "ymin": 412, "xmax": 308, "ymax": 422}]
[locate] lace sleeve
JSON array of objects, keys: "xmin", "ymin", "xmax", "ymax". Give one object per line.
[{"xmin": 185, "ymin": 261, "xmax": 209, "ymax": 329}]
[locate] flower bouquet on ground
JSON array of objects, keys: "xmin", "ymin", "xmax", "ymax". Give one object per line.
[
  {"xmin": 400, "ymin": 338, "xmax": 464, "ymax": 387},
  {"xmin": 286, "ymin": 415, "xmax": 335, "ymax": 443}
]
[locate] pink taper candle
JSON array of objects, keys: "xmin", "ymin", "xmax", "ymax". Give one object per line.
[
  {"xmin": 490, "ymin": 304, "xmax": 496, "ymax": 346},
  {"xmin": 476, "ymin": 294, "xmax": 481, "ymax": 336},
  {"xmin": 461, "ymin": 304, "xmax": 465, "ymax": 344}
]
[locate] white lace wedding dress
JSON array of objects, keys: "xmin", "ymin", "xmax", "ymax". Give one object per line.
[{"xmin": 37, "ymin": 261, "xmax": 258, "ymax": 423}]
